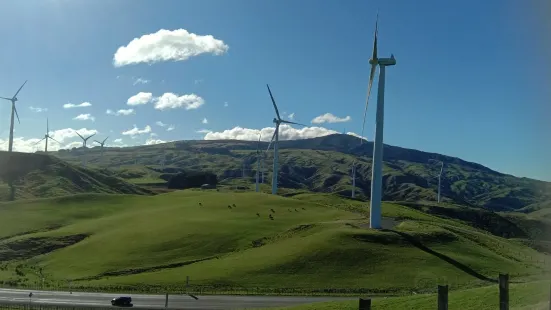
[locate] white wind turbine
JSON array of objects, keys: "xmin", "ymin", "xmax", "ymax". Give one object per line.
[
  {"xmin": 360, "ymin": 14, "xmax": 396, "ymax": 229},
  {"xmin": 429, "ymin": 159, "xmax": 444, "ymax": 203},
  {"xmin": 0, "ymin": 80, "xmax": 27, "ymax": 152},
  {"xmin": 255, "ymin": 133, "xmax": 262, "ymax": 192},
  {"xmin": 265, "ymin": 84, "xmax": 307, "ymax": 195},
  {"xmin": 93, "ymin": 136, "xmax": 109, "ymax": 163},
  {"xmin": 76, "ymin": 131, "xmax": 96, "ymax": 167},
  {"xmin": 160, "ymin": 149, "xmax": 166, "ymax": 169},
  {"xmin": 35, "ymin": 118, "xmax": 60, "ymax": 152}
]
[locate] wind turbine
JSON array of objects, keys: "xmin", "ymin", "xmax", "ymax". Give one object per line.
[
  {"xmin": 351, "ymin": 161, "xmax": 357, "ymax": 198},
  {"xmin": 0, "ymin": 80, "xmax": 27, "ymax": 152},
  {"xmin": 265, "ymin": 84, "xmax": 307, "ymax": 195},
  {"xmin": 160, "ymin": 149, "xmax": 166, "ymax": 169},
  {"xmin": 35, "ymin": 118, "xmax": 60, "ymax": 152},
  {"xmin": 93, "ymin": 136, "xmax": 109, "ymax": 163},
  {"xmin": 429, "ymin": 159, "xmax": 444, "ymax": 203},
  {"xmin": 76, "ymin": 131, "xmax": 96, "ymax": 167},
  {"xmin": 361, "ymin": 14, "xmax": 396, "ymax": 229},
  {"xmin": 255, "ymin": 133, "xmax": 262, "ymax": 192}
]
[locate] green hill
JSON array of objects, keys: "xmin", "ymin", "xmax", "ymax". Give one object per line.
[
  {"xmin": 0, "ymin": 151, "xmax": 153, "ymax": 201},
  {"xmin": 51, "ymin": 134, "xmax": 551, "ymax": 212},
  {"xmin": 0, "ymin": 191, "xmax": 548, "ymax": 294}
]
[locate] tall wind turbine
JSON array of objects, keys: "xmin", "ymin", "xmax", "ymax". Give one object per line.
[
  {"xmin": 35, "ymin": 118, "xmax": 60, "ymax": 152},
  {"xmin": 351, "ymin": 161, "xmax": 357, "ymax": 198},
  {"xmin": 76, "ymin": 131, "xmax": 96, "ymax": 167},
  {"xmin": 361, "ymin": 14, "xmax": 396, "ymax": 229},
  {"xmin": 0, "ymin": 80, "xmax": 27, "ymax": 152},
  {"xmin": 255, "ymin": 133, "xmax": 262, "ymax": 192},
  {"xmin": 94, "ymin": 136, "xmax": 109, "ymax": 163},
  {"xmin": 429, "ymin": 159, "xmax": 444, "ymax": 203},
  {"xmin": 265, "ymin": 84, "xmax": 307, "ymax": 195}
]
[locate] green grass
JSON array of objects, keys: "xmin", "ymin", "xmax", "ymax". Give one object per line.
[
  {"xmin": 0, "ymin": 191, "xmax": 548, "ymax": 295},
  {"xmin": 264, "ymin": 280, "xmax": 551, "ymax": 310}
]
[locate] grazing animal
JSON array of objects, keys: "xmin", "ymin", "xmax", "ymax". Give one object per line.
[
  {"xmin": 302, "ymin": 207, "xmax": 305, "ymax": 210},
  {"xmin": 270, "ymin": 217, "xmax": 274, "ymax": 221},
  {"xmin": 232, "ymin": 204, "xmax": 236, "ymax": 208},
  {"xmin": 270, "ymin": 209, "xmax": 275, "ymax": 213},
  {"xmin": 295, "ymin": 209, "xmax": 298, "ymax": 212},
  {"xmin": 256, "ymin": 213, "xmax": 260, "ymax": 217},
  {"xmin": 228, "ymin": 205, "xmax": 232, "ymax": 209},
  {"xmin": 199, "ymin": 203, "xmax": 202, "ymax": 206},
  {"xmin": 288, "ymin": 209, "xmax": 292, "ymax": 212}
]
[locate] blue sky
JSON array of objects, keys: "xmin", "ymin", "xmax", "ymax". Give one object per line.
[{"xmin": 0, "ymin": 0, "xmax": 549, "ymax": 181}]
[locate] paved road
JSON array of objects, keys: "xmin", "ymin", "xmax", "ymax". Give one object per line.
[{"xmin": 0, "ymin": 288, "xmax": 354, "ymax": 309}]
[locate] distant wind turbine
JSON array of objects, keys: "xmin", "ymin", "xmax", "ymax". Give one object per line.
[
  {"xmin": 255, "ymin": 133, "xmax": 262, "ymax": 192},
  {"xmin": 265, "ymin": 84, "xmax": 307, "ymax": 195},
  {"xmin": 429, "ymin": 159, "xmax": 444, "ymax": 203},
  {"xmin": 0, "ymin": 80, "xmax": 27, "ymax": 152},
  {"xmin": 360, "ymin": 14, "xmax": 396, "ymax": 229},
  {"xmin": 351, "ymin": 161, "xmax": 357, "ymax": 198},
  {"xmin": 94, "ymin": 136, "xmax": 109, "ymax": 163},
  {"xmin": 76, "ymin": 131, "xmax": 96, "ymax": 167},
  {"xmin": 35, "ymin": 118, "xmax": 60, "ymax": 152}
]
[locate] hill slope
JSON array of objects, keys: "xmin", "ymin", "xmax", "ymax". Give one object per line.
[
  {"xmin": 0, "ymin": 151, "xmax": 153, "ymax": 201},
  {"xmin": 52, "ymin": 134, "xmax": 551, "ymax": 212},
  {"xmin": 0, "ymin": 191, "xmax": 547, "ymax": 293}
]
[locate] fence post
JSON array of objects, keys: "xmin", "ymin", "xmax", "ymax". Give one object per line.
[
  {"xmin": 499, "ymin": 273, "xmax": 509, "ymax": 310},
  {"xmin": 359, "ymin": 298, "xmax": 371, "ymax": 310},
  {"xmin": 438, "ymin": 285, "xmax": 448, "ymax": 310},
  {"xmin": 165, "ymin": 292, "xmax": 169, "ymax": 308},
  {"xmin": 548, "ymin": 281, "xmax": 551, "ymax": 310}
]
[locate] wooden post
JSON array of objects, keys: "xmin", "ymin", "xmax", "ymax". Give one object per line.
[
  {"xmin": 165, "ymin": 293, "xmax": 169, "ymax": 308},
  {"xmin": 499, "ymin": 273, "xmax": 509, "ymax": 310},
  {"xmin": 359, "ymin": 298, "xmax": 371, "ymax": 310},
  {"xmin": 438, "ymin": 285, "xmax": 448, "ymax": 310}
]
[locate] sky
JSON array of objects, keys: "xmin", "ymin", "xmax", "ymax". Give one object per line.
[{"xmin": 0, "ymin": 0, "xmax": 549, "ymax": 181}]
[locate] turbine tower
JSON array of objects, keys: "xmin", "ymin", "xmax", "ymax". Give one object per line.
[
  {"xmin": 94, "ymin": 136, "xmax": 109, "ymax": 163},
  {"xmin": 429, "ymin": 159, "xmax": 444, "ymax": 203},
  {"xmin": 35, "ymin": 118, "xmax": 60, "ymax": 152},
  {"xmin": 0, "ymin": 80, "xmax": 27, "ymax": 152},
  {"xmin": 160, "ymin": 149, "xmax": 166, "ymax": 170},
  {"xmin": 351, "ymin": 161, "xmax": 357, "ymax": 198},
  {"xmin": 255, "ymin": 133, "xmax": 262, "ymax": 192},
  {"xmin": 76, "ymin": 131, "xmax": 96, "ymax": 167},
  {"xmin": 265, "ymin": 84, "xmax": 306, "ymax": 195},
  {"xmin": 361, "ymin": 14, "xmax": 396, "ymax": 229}
]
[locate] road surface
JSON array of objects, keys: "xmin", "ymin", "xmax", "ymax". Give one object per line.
[{"xmin": 0, "ymin": 288, "xmax": 354, "ymax": 309}]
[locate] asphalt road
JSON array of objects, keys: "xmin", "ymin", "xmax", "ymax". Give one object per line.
[{"xmin": 0, "ymin": 288, "xmax": 354, "ymax": 309}]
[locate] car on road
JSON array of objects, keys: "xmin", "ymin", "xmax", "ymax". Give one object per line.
[{"xmin": 111, "ymin": 296, "xmax": 133, "ymax": 307}]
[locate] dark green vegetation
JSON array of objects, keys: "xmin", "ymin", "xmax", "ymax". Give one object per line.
[{"xmin": 50, "ymin": 134, "xmax": 551, "ymax": 212}]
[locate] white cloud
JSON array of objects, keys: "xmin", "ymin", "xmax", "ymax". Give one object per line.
[
  {"xmin": 202, "ymin": 125, "xmax": 364, "ymax": 142},
  {"xmin": 346, "ymin": 132, "xmax": 368, "ymax": 142},
  {"xmin": 156, "ymin": 121, "xmax": 167, "ymax": 127},
  {"xmin": 224, "ymin": 102, "xmax": 229, "ymax": 107},
  {"xmin": 153, "ymin": 93, "xmax": 205, "ymax": 110},
  {"xmin": 311, "ymin": 113, "xmax": 351, "ymax": 124},
  {"xmin": 73, "ymin": 114, "xmax": 95, "ymax": 121},
  {"xmin": 150, "ymin": 132, "xmax": 158, "ymax": 137},
  {"xmin": 114, "ymin": 138, "xmax": 123, "ymax": 143},
  {"xmin": 113, "ymin": 28, "xmax": 229, "ymax": 67},
  {"xmin": 196, "ymin": 129, "xmax": 212, "ymax": 134},
  {"xmin": 50, "ymin": 128, "xmax": 98, "ymax": 143},
  {"xmin": 133, "ymin": 77, "xmax": 150, "ymax": 85},
  {"xmin": 63, "ymin": 141, "xmax": 83, "ymax": 149},
  {"xmin": 107, "ymin": 109, "xmax": 135, "ymax": 116},
  {"xmin": 145, "ymin": 138, "xmax": 167, "ymax": 145},
  {"xmin": 288, "ymin": 112, "xmax": 295, "ymax": 120},
  {"xmin": 127, "ymin": 92, "xmax": 153, "ymax": 106},
  {"xmin": 202, "ymin": 118, "xmax": 208, "ymax": 124},
  {"xmin": 122, "ymin": 125, "xmax": 152, "ymax": 136},
  {"xmin": 167, "ymin": 125, "xmax": 175, "ymax": 131},
  {"xmin": 63, "ymin": 102, "xmax": 92, "ymax": 109},
  {"xmin": 29, "ymin": 106, "xmax": 48, "ymax": 113},
  {"xmin": 194, "ymin": 79, "xmax": 204, "ymax": 85}
]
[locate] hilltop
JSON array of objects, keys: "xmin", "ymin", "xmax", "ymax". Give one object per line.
[
  {"xmin": 0, "ymin": 151, "xmax": 153, "ymax": 201},
  {"xmin": 52, "ymin": 134, "xmax": 551, "ymax": 212}
]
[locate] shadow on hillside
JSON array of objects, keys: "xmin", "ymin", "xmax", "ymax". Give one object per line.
[{"xmin": 382, "ymin": 229, "xmax": 497, "ymax": 283}]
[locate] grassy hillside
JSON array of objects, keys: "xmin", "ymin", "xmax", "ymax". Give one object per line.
[
  {"xmin": 0, "ymin": 151, "xmax": 153, "ymax": 201},
  {"xmin": 266, "ymin": 280, "xmax": 551, "ymax": 310},
  {"xmin": 0, "ymin": 191, "xmax": 548, "ymax": 294},
  {"xmin": 51, "ymin": 134, "xmax": 551, "ymax": 212}
]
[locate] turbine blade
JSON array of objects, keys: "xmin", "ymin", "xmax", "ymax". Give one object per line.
[
  {"xmin": 76, "ymin": 132, "xmax": 84, "ymax": 140},
  {"xmin": 14, "ymin": 80, "xmax": 28, "ymax": 98},
  {"xmin": 266, "ymin": 84, "xmax": 281, "ymax": 120},
  {"xmin": 85, "ymin": 133, "xmax": 96, "ymax": 140},
  {"xmin": 256, "ymin": 133, "xmax": 262, "ymax": 152},
  {"xmin": 103, "ymin": 136, "xmax": 109, "ymax": 143},
  {"xmin": 266, "ymin": 130, "xmax": 277, "ymax": 152},
  {"xmin": 48, "ymin": 136, "xmax": 61, "ymax": 144},
  {"xmin": 0, "ymin": 97, "xmax": 12, "ymax": 101},
  {"xmin": 360, "ymin": 15, "xmax": 379, "ymax": 144},
  {"xmin": 94, "ymin": 140, "xmax": 101, "ymax": 144},
  {"xmin": 34, "ymin": 138, "xmax": 46, "ymax": 145},
  {"xmin": 280, "ymin": 120, "xmax": 307, "ymax": 127},
  {"xmin": 14, "ymin": 106, "xmax": 20, "ymax": 124}
]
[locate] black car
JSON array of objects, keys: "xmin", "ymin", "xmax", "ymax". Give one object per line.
[{"xmin": 111, "ymin": 296, "xmax": 132, "ymax": 307}]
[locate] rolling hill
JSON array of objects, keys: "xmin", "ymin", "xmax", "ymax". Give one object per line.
[
  {"xmin": 0, "ymin": 151, "xmax": 153, "ymax": 201},
  {"xmin": 50, "ymin": 134, "xmax": 551, "ymax": 212}
]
